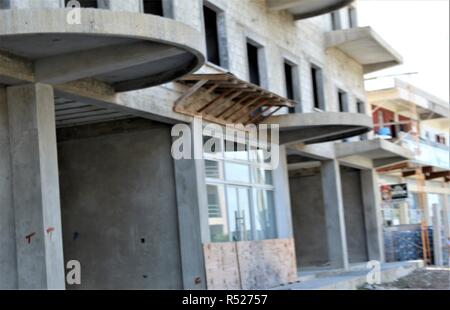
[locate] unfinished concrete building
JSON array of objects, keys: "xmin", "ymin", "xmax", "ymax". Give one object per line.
[
  {"xmin": 0, "ymin": 0, "xmax": 424, "ymax": 290},
  {"xmin": 367, "ymin": 78, "xmax": 450, "ymax": 266}
]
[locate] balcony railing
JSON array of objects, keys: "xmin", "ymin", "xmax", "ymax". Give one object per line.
[{"xmin": 384, "ymin": 133, "xmax": 450, "ymax": 169}]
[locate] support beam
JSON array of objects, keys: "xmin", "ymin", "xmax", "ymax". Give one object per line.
[
  {"xmin": 360, "ymin": 169, "xmax": 385, "ymax": 262},
  {"xmin": 402, "ymin": 170, "xmax": 417, "ymax": 178},
  {"xmin": 35, "ymin": 42, "xmax": 184, "ymax": 84},
  {"xmin": 173, "ymin": 135, "xmax": 207, "ymax": 290},
  {"xmin": 321, "ymin": 160, "xmax": 349, "ymax": 269},
  {"xmin": 7, "ymin": 83, "xmax": 65, "ymax": 289},
  {"xmin": 425, "ymin": 171, "xmax": 450, "ymax": 180},
  {"xmin": 432, "ymin": 203, "xmax": 443, "ymax": 266}
]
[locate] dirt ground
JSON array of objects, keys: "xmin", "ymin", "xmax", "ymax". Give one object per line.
[{"xmin": 369, "ymin": 267, "xmax": 450, "ymax": 290}]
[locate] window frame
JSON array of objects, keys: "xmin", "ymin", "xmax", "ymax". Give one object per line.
[
  {"xmin": 203, "ymin": 135, "xmax": 277, "ymax": 243},
  {"xmin": 202, "ymin": 1, "xmax": 229, "ymax": 69},
  {"xmin": 311, "ymin": 63, "xmax": 325, "ymax": 111}
]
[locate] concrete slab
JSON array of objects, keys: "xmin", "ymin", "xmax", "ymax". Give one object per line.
[
  {"xmin": 263, "ymin": 112, "xmax": 373, "ymax": 145},
  {"xmin": 267, "ymin": 0, "xmax": 354, "ymax": 20},
  {"xmin": 274, "ymin": 260, "xmax": 424, "ymax": 290},
  {"xmin": 325, "ymin": 27, "xmax": 403, "ymax": 73},
  {"xmin": 335, "ymin": 139, "xmax": 412, "ymax": 167},
  {"xmin": 0, "ymin": 8, "xmax": 204, "ymax": 91}
]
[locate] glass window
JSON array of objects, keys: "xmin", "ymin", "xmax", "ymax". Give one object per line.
[
  {"xmin": 205, "ymin": 160, "xmax": 221, "ymax": 179},
  {"xmin": 227, "ymin": 186, "xmax": 252, "ymax": 241},
  {"xmin": 204, "ymin": 135, "xmax": 277, "ymax": 243},
  {"xmin": 253, "ymin": 168, "xmax": 273, "ymax": 185},
  {"xmin": 206, "ymin": 185, "xmax": 229, "ymax": 242},
  {"xmin": 224, "ymin": 162, "xmax": 250, "ymax": 183},
  {"xmin": 253, "ymin": 190, "xmax": 277, "ymax": 240}
]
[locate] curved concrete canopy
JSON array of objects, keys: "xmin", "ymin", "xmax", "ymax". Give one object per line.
[
  {"xmin": 262, "ymin": 112, "xmax": 373, "ymax": 145},
  {"xmin": 267, "ymin": 0, "xmax": 354, "ymax": 20},
  {"xmin": 0, "ymin": 9, "xmax": 204, "ymax": 92}
]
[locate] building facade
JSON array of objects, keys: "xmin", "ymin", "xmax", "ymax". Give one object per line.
[
  {"xmin": 0, "ymin": 0, "xmax": 412, "ymax": 290},
  {"xmin": 367, "ymin": 78, "xmax": 450, "ymax": 266}
]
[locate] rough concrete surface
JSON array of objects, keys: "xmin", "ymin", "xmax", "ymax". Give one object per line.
[{"xmin": 365, "ymin": 267, "xmax": 450, "ymax": 290}]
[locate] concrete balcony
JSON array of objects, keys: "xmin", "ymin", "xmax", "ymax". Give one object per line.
[
  {"xmin": 0, "ymin": 8, "xmax": 204, "ymax": 92},
  {"xmin": 262, "ymin": 112, "xmax": 373, "ymax": 145},
  {"xmin": 399, "ymin": 135, "xmax": 450, "ymax": 170},
  {"xmin": 335, "ymin": 139, "xmax": 412, "ymax": 168},
  {"xmin": 325, "ymin": 26, "xmax": 403, "ymax": 74},
  {"xmin": 367, "ymin": 79, "xmax": 449, "ymax": 120},
  {"xmin": 267, "ymin": 0, "xmax": 354, "ymax": 20}
]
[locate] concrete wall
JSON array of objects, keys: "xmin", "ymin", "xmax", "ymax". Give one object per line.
[
  {"xmin": 289, "ymin": 172, "xmax": 329, "ymax": 267},
  {"xmin": 57, "ymin": 118, "xmax": 183, "ymax": 289},
  {"xmin": 340, "ymin": 167, "xmax": 368, "ymax": 263},
  {"xmin": 0, "ymin": 87, "xmax": 17, "ymax": 289}
]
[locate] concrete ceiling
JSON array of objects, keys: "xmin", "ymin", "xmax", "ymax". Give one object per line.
[
  {"xmin": 0, "ymin": 9, "xmax": 204, "ymax": 92},
  {"xmin": 267, "ymin": 0, "xmax": 354, "ymax": 20},
  {"xmin": 325, "ymin": 27, "xmax": 403, "ymax": 74},
  {"xmin": 262, "ymin": 112, "xmax": 373, "ymax": 145}
]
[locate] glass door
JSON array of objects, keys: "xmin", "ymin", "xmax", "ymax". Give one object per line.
[{"xmin": 226, "ymin": 186, "xmax": 252, "ymax": 241}]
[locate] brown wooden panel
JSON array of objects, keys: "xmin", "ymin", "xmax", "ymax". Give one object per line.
[{"xmin": 203, "ymin": 238, "xmax": 297, "ymax": 289}]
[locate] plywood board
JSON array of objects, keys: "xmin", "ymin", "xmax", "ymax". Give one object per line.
[
  {"xmin": 203, "ymin": 242, "xmax": 241, "ymax": 290},
  {"xmin": 203, "ymin": 238, "xmax": 297, "ymax": 290}
]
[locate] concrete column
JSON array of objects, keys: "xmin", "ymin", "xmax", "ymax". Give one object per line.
[
  {"xmin": 321, "ymin": 160, "xmax": 349, "ymax": 269},
  {"xmin": 273, "ymin": 146, "xmax": 294, "ymax": 239},
  {"xmin": 7, "ymin": 83, "xmax": 65, "ymax": 289},
  {"xmin": 360, "ymin": 169, "xmax": 385, "ymax": 262},
  {"xmin": 442, "ymin": 194, "xmax": 450, "ymax": 239},
  {"xmin": 432, "ymin": 203, "xmax": 443, "ymax": 266},
  {"xmin": 0, "ymin": 87, "xmax": 18, "ymax": 289},
  {"xmin": 173, "ymin": 132, "xmax": 206, "ymax": 290},
  {"xmin": 399, "ymin": 202, "xmax": 410, "ymax": 225}
]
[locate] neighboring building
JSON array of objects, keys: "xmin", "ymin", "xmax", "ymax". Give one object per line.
[
  {"xmin": 367, "ymin": 78, "xmax": 450, "ymax": 266},
  {"xmin": 0, "ymin": 0, "xmax": 410, "ymax": 290}
]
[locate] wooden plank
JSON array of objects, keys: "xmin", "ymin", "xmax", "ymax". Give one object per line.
[
  {"xmin": 425, "ymin": 171, "xmax": 450, "ymax": 180},
  {"xmin": 197, "ymin": 88, "xmax": 236, "ymax": 113},
  {"xmin": 233, "ymin": 99, "xmax": 270, "ymax": 123},
  {"xmin": 215, "ymin": 94, "xmax": 253, "ymax": 119},
  {"xmin": 251, "ymin": 106, "xmax": 282, "ymax": 124},
  {"xmin": 207, "ymin": 90, "xmax": 246, "ymax": 117},
  {"xmin": 181, "ymin": 73, "xmax": 232, "ymax": 81},
  {"xmin": 226, "ymin": 97, "xmax": 268, "ymax": 122},
  {"xmin": 203, "ymin": 243, "xmax": 241, "ymax": 290},
  {"xmin": 174, "ymin": 79, "xmax": 208, "ymax": 108},
  {"xmin": 402, "ymin": 170, "xmax": 417, "ymax": 177},
  {"xmin": 237, "ymin": 239, "xmax": 297, "ymax": 289}
]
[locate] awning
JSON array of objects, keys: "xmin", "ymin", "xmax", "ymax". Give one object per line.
[
  {"xmin": 174, "ymin": 73, "xmax": 294, "ymax": 125},
  {"xmin": 335, "ymin": 139, "xmax": 412, "ymax": 168}
]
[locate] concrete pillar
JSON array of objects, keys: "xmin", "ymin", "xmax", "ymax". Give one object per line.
[
  {"xmin": 360, "ymin": 169, "xmax": 385, "ymax": 262},
  {"xmin": 321, "ymin": 160, "xmax": 349, "ymax": 269},
  {"xmin": 0, "ymin": 87, "xmax": 18, "ymax": 289},
  {"xmin": 432, "ymin": 203, "xmax": 443, "ymax": 266},
  {"xmin": 399, "ymin": 202, "xmax": 410, "ymax": 225},
  {"xmin": 273, "ymin": 146, "xmax": 294, "ymax": 239},
  {"xmin": 442, "ymin": 194, "xmax": 450, "ymax": 239},
  {"xmin": 7, "ymin": 83, "xmax": 65, "ymax": 289},
  {"xmin": 173, "ymin": 132, "xmax": 206, "ymax": 290}
]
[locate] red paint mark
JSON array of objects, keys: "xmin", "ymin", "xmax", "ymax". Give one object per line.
[
  {"xmin": 46, "ymin": 227, "xmax": 55, "ymax": 234},
  {"xmin": 25, "ymin": 232, "xmax": 36, "ymax": 244}
]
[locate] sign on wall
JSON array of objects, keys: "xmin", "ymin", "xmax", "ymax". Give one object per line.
[{"xmin": 380, "ymin": 183, "xmax": 408, "ymax": 202}]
